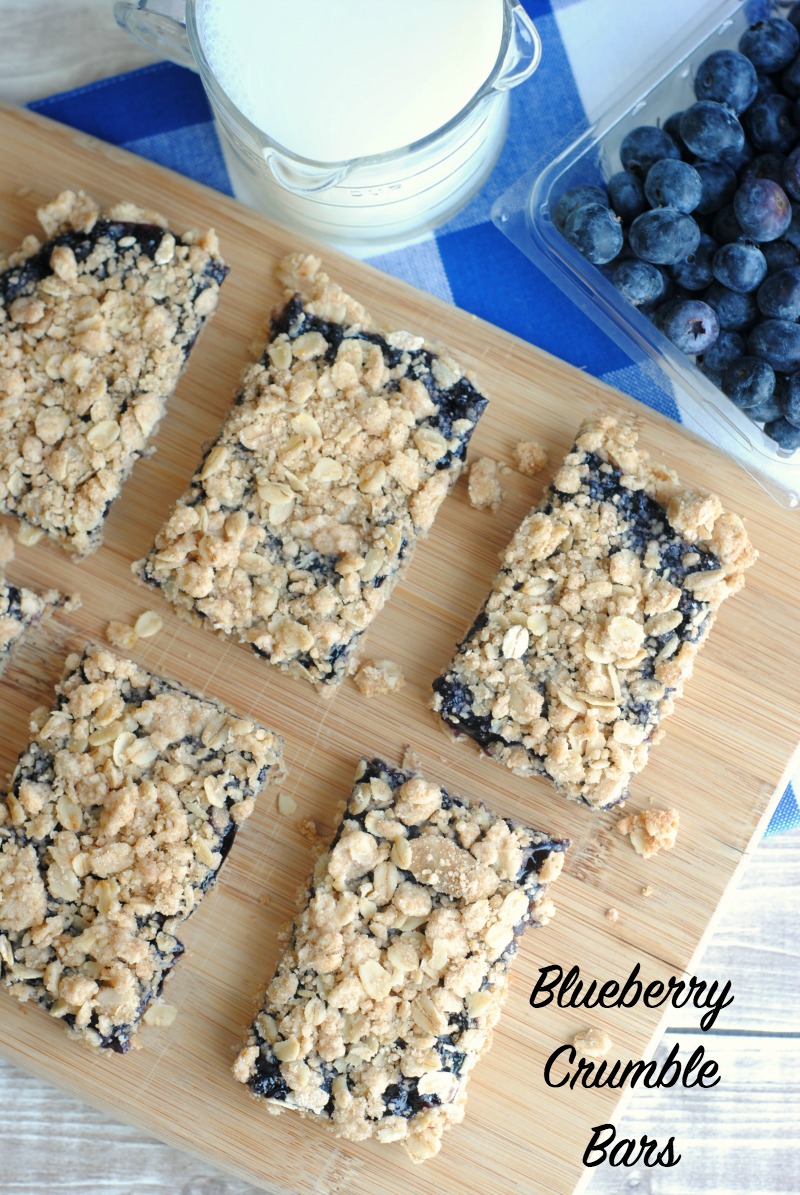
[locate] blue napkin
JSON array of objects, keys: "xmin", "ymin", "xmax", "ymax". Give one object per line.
[{"xmin": 27, "ymin": 0, "xmax": 798, "ymax": 835}]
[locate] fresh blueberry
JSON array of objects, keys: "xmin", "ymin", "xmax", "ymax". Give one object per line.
[
  {"xmin": 740, "ymin": 18, "xmax": 800, "ymax": 74},
  {"xmin": 742, "ymin": 93, "xmax": 797, "ymax": 152},
  {"xmin": 712, "ymin": 241, "xmax": 767, "ymax": 292},
  {"xmin": 699, "ymin": 329, "xmax": 745, "ymax": 374},
  {"xmin": 720, "ymin": 356, "xmax": 776, "ymax": 408},
  {"xmin": 693, "ymin": 160, "xmax": 738, "ymax": 214},
  {"xmin": 703, "ymin": 281, "xmax": 759, "ymax": 331},
  {"xmin": 552, "ymin": 184, "xmax": 609, "ymax": 233},
  {"xmin": 748, "ymin": 318, "xmax": 800, "ymax": 371},
  {"xmin": 764, "ymin": 415, "xmax": 800, "ymax": 448},
  {"xmin": 654, "ymin": 298, "xmax": 719, "ymax": 354},
  {"xmin": 644, "ymin": 159, "xmax": 703, "ymax": 212},
  {"xmin": 694, "ymin": 49, "xmax": 759, "ymax": 113},
  {"xmin": 671, "ymin": 233, "xmax": 717, "ymax": 290},
  {"xmin": 757, "ymin": 264, "xmax": 800, "ymax": 318},
  {"xmin": 613, "ymin": 259, "xmax": 667, "ymax": 307},
  {"xmin": 788, "ymin": 2, "xmax": 800, "ymax": 32},
  {"xmin": 747, "ymin": 389, "xmax": 784, "ymax": 422},
  {"xmin": 629, "ymin": 208, "xmax": 701, "ymax": 264},
  {"xmin": 679, "ymin": 102, "xmax": 745, "ymax": 161},
  {"xmin": 564, "ymin": 202, "xmax": 623, "ymax": 264},
  {"xmin": 711, "ymin": 204, "xmax": 744, "ymax": 244},
  {"xmin": 761, "ymin": 238, "xmax": 800, "ymax": 271},
  {"xmin": 620, "ymin": 125, "xmax": 681, "ymax": 177},
  {"xmin": 782, "ymin": 52, "xmax": 800, "ymax": 99},
  {"xmin": 781, "ymin": 372, "xmax": 800, "ymax": 425},
  {"xmin": 782, "ymin": 144, "xmax": 800, "ymax": 197},
  {"xmin": 733, "ymin": 177, "xmax": 792, "ymax": 239},
  {"xmin": 782, "ymin": 208, "xmax": 800, "ymax": 250},
  {"xmin": 607, "ymin": 171, "xmax": 647, "ymax": 222},
  {"xmin": 663, "ymin": 111, "xmax": 689, "ymax": 155},
  {"xmin": 741, "ymin": 152, "xmax": 787, "ymax": 184}
]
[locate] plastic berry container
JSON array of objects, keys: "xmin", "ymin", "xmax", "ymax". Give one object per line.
[{"xmin": 493, "ymin": 0, "xmax": 800, "ymax": 508}]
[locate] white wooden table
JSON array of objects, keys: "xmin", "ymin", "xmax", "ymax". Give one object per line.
[{"xmin": 0, "ymin": 3, "xmax": 798, "ymax": 1192}]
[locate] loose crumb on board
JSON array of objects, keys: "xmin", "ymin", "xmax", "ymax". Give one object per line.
[
  {"xmin": 573, "ymin": 1027, "xmax": 613, "ymax": 1059},
  {"xmin": 134, "ymin": 610, "xmax": 163, "ymax": 639},
  {"xmin": 468, "ymin": 456, "xmax": 503, "ymax": 510},
  {"xmin": 142, "ymin": 1003, "xmax": 178, "ymax": 1029},
  {"xmin": 605, "ymin": 907, "xmax": 619, "ymax": 923},
  {"xmin": 641, "ymin": 885, "xmax": 656, "ymax": 897},
  {"xmin": 618, "ymin": 808, "xmax": 680, "ymax": 858},
  {"xmin": 515, "ymin": 439, "xmax": 548, "ymax": 477},
  {"xmin": 16, "ymin": 523, "xmax": 44, "ymax": 547},
  {"xmin": 402, "ymin": 745, "xmax": 424, "ymax": 774},
  {"xmin": 277, "ymin": 791, "xmax": 297, "ymax": 817},
  {"xmin": 0, "ymin": 527, "xmax": 14, "ymax": 570},
  {"xmin": 298, "ymin": 816, "xmax": 326, "ymax": 853},
  {"xmin": 105, "ymin": 620, "xmax": 139, "ymax": 652},
  {"xmin": 353, "ymin": 657, "xmax": 406, "ymax": 698}
]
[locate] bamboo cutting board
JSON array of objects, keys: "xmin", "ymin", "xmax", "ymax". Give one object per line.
[{"xmin": 0, "ymin": 103, "xmax": 798, "ymax": 1195}]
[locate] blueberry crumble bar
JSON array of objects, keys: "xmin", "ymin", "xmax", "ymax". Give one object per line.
[
  {"xmin": 136, "ymin": 254, "xmax": 488, "ymax": 687},
  {"xmin": 0, "ymin": 644, "xmax": 284, "ymax": 1051},
  {"xmin": 0, "ymin": 190, "xmax": 228, "ymax": 555},
  {"xmin": 0, "ymin": 579, "xmax": 64, "ymax": 673},
  {"xmin": 433, "ymin": 416, "xmax": 756, "ymax": 809},
  {"xmin": 233, "ymin": 757, "xmax": 567, "ymax": 1163}
]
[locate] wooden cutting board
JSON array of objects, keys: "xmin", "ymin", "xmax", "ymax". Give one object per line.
[{"xmin": 0, "ymin": 103, "xmax": 798, "ymax": 1195}]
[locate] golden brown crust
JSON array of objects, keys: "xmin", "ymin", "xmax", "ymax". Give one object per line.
[
  {"xmin": 434, "ymin": 416, "xmax": 756, "ymax": 808},
  {"xmin": 0, "ymin": 644, "xmax": 284, "ymax": 1051},
  {"xmin": 234, "ymin": 757, "xmax": 567, "ymax": 1163},
  {"xmin": 0, "ymin": 190, "xmax": 227, "ymax": 555},
  {"xmin": 136, "ymin": 254, "xmax": 488, "ymax": 687}
]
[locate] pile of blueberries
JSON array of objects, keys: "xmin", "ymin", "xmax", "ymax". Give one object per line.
[{"xmin": 555, "ymin": 11, "xmax": 800, "ymax": 452}]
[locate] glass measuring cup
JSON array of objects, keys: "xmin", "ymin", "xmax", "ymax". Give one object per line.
[{"xmin": 113, "ymin": 0, "xmax": 541, "ymax": 252}]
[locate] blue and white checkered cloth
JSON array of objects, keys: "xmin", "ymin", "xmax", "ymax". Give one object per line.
[{"xmin": 27, "ymin": 0, "xmax": 798, "ymax": 834}]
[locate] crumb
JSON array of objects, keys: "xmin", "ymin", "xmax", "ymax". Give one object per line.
[
  {"xmin": 0, "ymin": 526, "xmax": 14, "ymax": 570},
  {"xmin": 258, "ymin": 893, "xmax": 271, "ymax": 907},
  {"xmin": 16, "ymin": 523, "xmax": 44, "ymax": 547},
  {"xmin": 605, "ymin": 907, "xmax": 619, "ymax": 923},
  {"xmin": 618, "ymin": 808, "xmax": 680, "ymax": 858},
  {"xmin": 573, "ymin": 1027, "xmax": 613, "ymax": 1059},
  {"xmin": 142, "ymin": 1003, "xmax": 178, "ymax": 1029},
  {"xmin": 353, "ymin": 657, "xmax": 406, "ymax": 698},
  {"xmin": 105, "ymin": 620, "xmax": 139, "ymax": 652},
  {"xmin": 468, "ymin": 456, "xmax": 503, "ymax": 511},
  {"xmin": 134, "ymin": 610, "xmax": 163, "ymax": 639},
  {"xmin": 277, "ymin": 791, "xmax": 297, "ymax": 816},
  {"xmin": 515, "ymin": 440, "xmax": 548, "ymax": 478},
  {"xmin": 298, "ymin": 816, "xmax": 326, "ymax": 851},
  {"xmin": 641, "ymin": 885, "xmax": 655, "ymax": 897},
  {"xmin": 401, "ymin": 745, "xmax": 424, "ymax": 774}
]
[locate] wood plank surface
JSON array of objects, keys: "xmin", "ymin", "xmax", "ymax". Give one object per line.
[{"xmin": 0, "ymin": 101, "xmax": 798, "ymax": 1195}]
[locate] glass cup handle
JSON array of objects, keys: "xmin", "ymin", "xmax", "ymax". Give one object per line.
[
  {"xmin": 113, "ymin": 0, "xmax": 196, "ymax": 70},
  {"xmin": 494, "ymin": 3, "xmax": 542, "ymax": 92}
]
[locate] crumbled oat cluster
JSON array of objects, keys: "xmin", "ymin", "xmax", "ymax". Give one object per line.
[
  {"xmin": 353, "ymin": 658, "xmax": 406, "ymax": 698},
  {"xmin": 515, "ymin": 439, "xmax": 548, "ymax": 478},
  {"xmin": 137, "ymin": 254, "xmax": 488, "ymax": 687},
  {"xmin": 0, "ymin": 190, "xmax": 228, "ymax": 554},
  {"xmin": 572, "ymin": 1026, "xmax": 612, "ymax": 1059},
  {"xmin": 618, "ymin": 808, "xmax": 680, "ymax": 858},
  {"xmin": 233, "ymin": 757, "xmax": 567, "ymax": 1163},
  {"xmin": 433, "ymin": 416, "xmax": 756, "ymax": 808},
  {"xmin": 0, "ymin": 579, "xmax": 63, "ymax": 673},
  {"xmin": 468, "ymin": 456, "xmax": 503, "ymax": 511},
  {"xmin": 0, "ymin": 644, "xmax": 284, "ymax": 1051}
]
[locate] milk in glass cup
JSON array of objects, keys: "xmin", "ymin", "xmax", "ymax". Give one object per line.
[{"xmin": 113, "ymin": 0, "xmax": 542, "ymax": 252}]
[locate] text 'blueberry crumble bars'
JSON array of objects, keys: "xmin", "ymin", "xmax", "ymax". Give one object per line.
[
  {"xmin": 136, "ymin": 254, "xmax": 488, "ymax": 687},
  {"xmin": 233, "ymin": 758, "xmax": 567, "ymax": 1163},
  {"xmin": 0, "ymin": 579, "xmax": 64, "ymax": 673},
  {"xmin": 0, "ymin": 190, "xmax": 228, "ymax": 555},
  {"xmin": 0, "ymin": 644, "xmax": 284, "ymax": 1051},
  {"xmin": 433, "ymin": 416, "xmax": 756, "ymax": 809}
]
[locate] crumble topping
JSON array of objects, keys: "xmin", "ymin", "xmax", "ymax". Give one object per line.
[
  {"xmin": 353, "ymin": 658, "xmax": 406, "ymax": 698},
  {"xmin": 0, "ymin": 189, "xmax": 228, "ymax": 555},
  {"xmin": 433, "ymin": 416, "xmax": 756, "ymax": 808},
  {"xmin": 0, "ymin": 644, "xmax": 284, "ymax": 1052},
  {"xmin": 0, "ymin": 579, "xmax": 64, "ymax": 671},
  {"xmin": 618, "ymin": 808, "xmax": 680, "ymax": 858},
  {"xmin": 234, "ymin": 757, "xmax": 567, "ymax": 1163},
  {"xmin": 136, "ymin": 254, "xmax": 488, "ymax": 687},
  {"xmin": 572, "ymin": 1027, "xmax": 612, "ymax": 1058},
  {"xmin": 515, "ymin": 440, "xmax": 548, "ymax": 478},
  {"xmin": 105, "ymin": 610, "xmax": 163, "ymax": 652},
  {"xmin": 468, "ymin": 457, "xmax": 503, "ymax": 511},
  {"xmin": 0, "ymin": 526, "xmax": 15, "ymax": 569}
]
